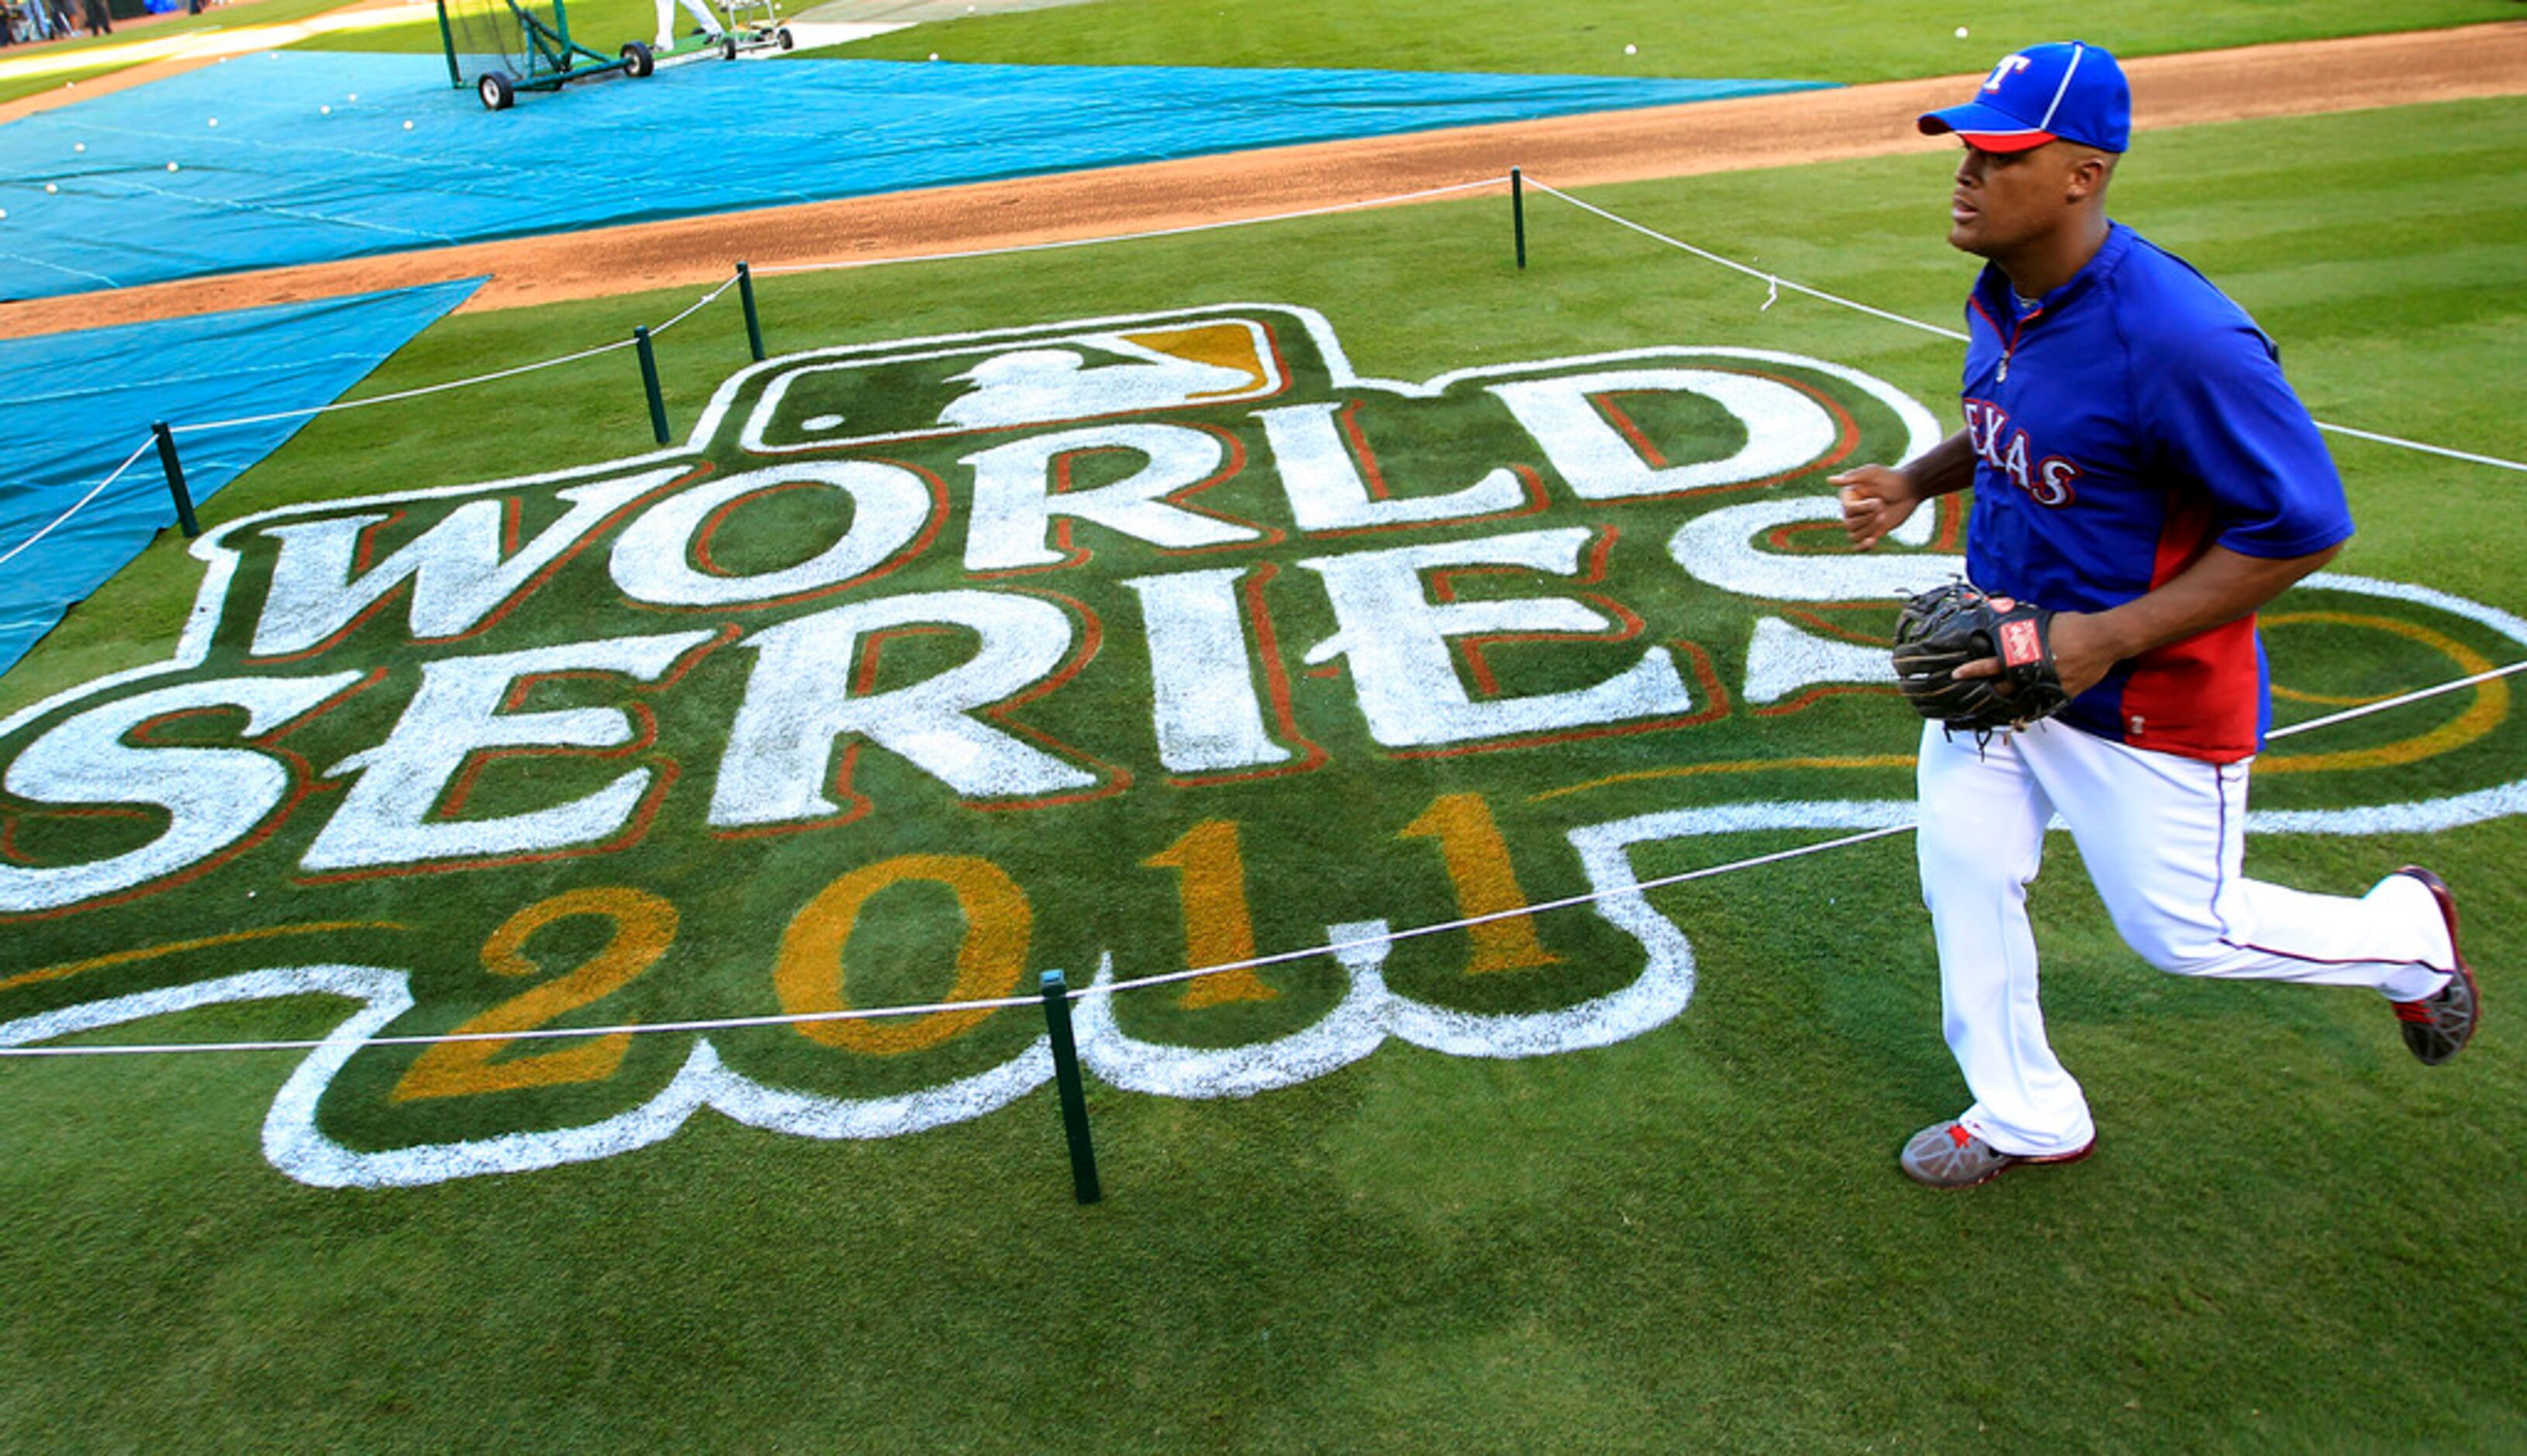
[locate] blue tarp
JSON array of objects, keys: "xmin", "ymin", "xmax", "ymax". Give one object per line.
[
  {"xmin": 0, "ymin": 51, "xmax": 1824, "ymax": 300},
  {"xmin": 0, "ymin": 278, "xmax": 484, "ymax": 676}
]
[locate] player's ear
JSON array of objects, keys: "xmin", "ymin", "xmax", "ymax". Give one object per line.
[{"xmin": 2063, "ymin": 149, "xmax": 2114, "ymax": 203}]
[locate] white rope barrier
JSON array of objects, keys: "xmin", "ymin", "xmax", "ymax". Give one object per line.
[
  {"xmin": 6, "ymin": 174, "xmax": 2525, "ymax": 1061},
  {"xmin": 646, "ymin": 273, "xmax": 743, "ymax": 340},
  {"xmin": 8, "ymin": 621, "xmax": 2516, "ymax": 1060},
  {"xmin": 0, "ymin": 824, "xmax": 1912, "ymax": 1057},
  {"xmin": 9, "ymin": 641, "xmax": 2522, "ymax": 1060},
  {"xmin": 1, "ymin": 645, "xmax": 2516, "ymax": 1059},
  {"xmin": 2312, "ymin": 422, "xmax": 2527, "ymax": 474},
  {"xmin": 1086, "ymin": 823, "xmax": 1914, "ymax": 1001},
  {"xmin": 1524, "ymin": 179, "xmax": 1966, "ymax": 342},
  {"xmin": 4, "ymin": 281, "xmax": 734, "ymax": 561},
  {"xmin": 169, "ymin": 336, "xmax": 642, "ymax": 436},
  {"xmin": 1527, "ymin": 177, "xmax": 2527, "ymax": 476},
  {"xmin": 10, "ymin": 178, "xmax": 1508, "ymax": 560},
  {"xmin": 0, "ymin": 435, "xmax": 156, "ymax": 570},
  {"xmin": 2266, "ymin": 658, "xmax": 2527, "ymax": 740}
]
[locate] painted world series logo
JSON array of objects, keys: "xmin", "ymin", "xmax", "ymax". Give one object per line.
[{"xmin": 3, "ymin": 304, "xmax": 2521, "ymax": 1187}]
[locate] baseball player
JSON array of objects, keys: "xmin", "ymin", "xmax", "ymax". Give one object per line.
[{"xmin": 1831, "ymin": 40, "xmax": 2481, "ymax": 1189}]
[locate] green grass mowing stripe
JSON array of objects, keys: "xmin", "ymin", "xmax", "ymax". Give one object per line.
[
  {"xmin": 828, "ymin": 0, "xmax": 2520, "ymax": 81},
  {"xmin": 297, "ymin": 0, "xmax": 662, "ymax": 57},
  {"xmin": 300, "ymin": 0, "xmax": 2521, "ymax": 78},
  {"xmin": 2, "ymin": 95, "xmax": 2524, "ymax": 1451}
]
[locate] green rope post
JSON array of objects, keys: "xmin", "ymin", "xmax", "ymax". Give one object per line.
[
  {"xmin": 736, "ymin": 261, "xmax": 766, "ymax": 363},
  {"xmin": 151, "ymin": 423, "xmax": 199, "ymax": 539},
  {"xmin": 633, "ymin": 326, "xmax": 671, "ymax": 444},
  {"xmin": 1039, "ymin": 970, "xmax": 1103, "ymax": 1204},
  {"xmin": 1511, "ymin": 167, "xmax": 1527, "ymax": 271}
]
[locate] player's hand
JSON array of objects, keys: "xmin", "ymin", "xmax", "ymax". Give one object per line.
[
  {"xmin": 1952, "ymin": 610, "xmax": 2118, "ymax": 699},
  {"xmin": 1831, "ymin": 464, "xmax": 1922, "ymax": 551}
]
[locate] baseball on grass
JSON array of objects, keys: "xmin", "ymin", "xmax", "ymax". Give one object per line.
[
  {"xmin": 1955, "ymin": 26, "xmax": 1969, "ymax": 38},
  {"xmin": 1624, "ymin": 43, "xmax": 1637, "ymax": 54}
]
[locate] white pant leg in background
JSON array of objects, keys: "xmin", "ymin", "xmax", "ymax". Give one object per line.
[
  {"xmin": 654, "ymin": 0, "xmax": 720, "ymax": 47},
  {"xmin": 1914, "ymin": 719, "xmax": 2455, "ymax": 1156}
]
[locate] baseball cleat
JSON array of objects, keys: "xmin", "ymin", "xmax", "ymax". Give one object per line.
[
  {"xmin": 2390, "ymin": 867, "xmax": 2478, "ymax": 1065},
  {"xmin": 1899, "ymin": 1120, "xmax": 2094, "ymax": 1189}
]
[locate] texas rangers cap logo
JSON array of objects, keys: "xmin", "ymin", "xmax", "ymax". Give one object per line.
[{"xmin": 1917, "ymin": 40, "xmax": 2132, "ymax": 154}]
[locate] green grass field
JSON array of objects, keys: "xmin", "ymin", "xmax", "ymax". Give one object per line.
[
  {"xmin": 4, "ymin": 19, "xmax": 2525, "ymax": 1455},
  {"xmin": 299, "ymin": 0, "xmax": 2518, "ymax": 79},
  {"xmin": 826, "ymin": 0, "xmax": 2518, "ymax": 78}
]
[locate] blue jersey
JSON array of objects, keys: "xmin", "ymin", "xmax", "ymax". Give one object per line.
[{"xmin": 1959, "ymin": 222, "xmax": 2353, "ymax": 763}]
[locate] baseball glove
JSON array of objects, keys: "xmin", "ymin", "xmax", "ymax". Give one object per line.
[{"xmin": 1890, "ymin": 582, "xmax": 2070, "ymax": 734}]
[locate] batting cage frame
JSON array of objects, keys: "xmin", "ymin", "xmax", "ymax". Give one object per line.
[{"xmin": 436, "ymin": 0, "xmax": 654, "ymax": 111}]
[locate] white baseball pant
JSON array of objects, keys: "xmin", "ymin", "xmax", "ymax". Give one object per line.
[
  {"xmin": 1914, "ymin": 716, "xmax": 2456, "ymax": 1156},
  {"xmin": 654, "ymin": 0, "xmax": 720, "ymax": 48}
]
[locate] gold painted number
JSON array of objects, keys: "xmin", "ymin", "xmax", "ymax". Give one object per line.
[
  {"xmin": 1400, "ymin": 792, "xmax": 1559, "ymax": 974},
  {"xmin": 1142, "ymin": 818, "xmax": 1277, "ymax": 1008},
  {"xmin": 391, "ymin": 887, "xmax": 678, "ymax": 1102},
  {"xmin": 775, "ymin": 854, "xmax": 1031, "ymax": 1056}
]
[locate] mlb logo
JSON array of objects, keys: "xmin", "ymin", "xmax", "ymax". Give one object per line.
[{"xmin": 731, "ymin": 309, "xmax": 1292, "ymax": 453}]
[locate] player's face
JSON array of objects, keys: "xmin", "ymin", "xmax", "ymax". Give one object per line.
[{"xmin": 1945, "ymin": 141, "xmax": 2076, "ymax": 259}]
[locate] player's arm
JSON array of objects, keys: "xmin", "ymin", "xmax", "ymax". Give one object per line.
[
  {"xmin": 1832, "ymin": 430, "xmax": 1978, "ymax": 551},
  {"xmin": 2014, "ymin": 316, "xmax": 2356, "ymax": 699},
  {"xmin": 2018, "ymin": 541, "xmax": 2342, "ymax": 698}
]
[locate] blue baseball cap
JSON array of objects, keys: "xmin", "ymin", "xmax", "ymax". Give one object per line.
[{"xmin": 1918, "ymin": 40, "xmax": 2131, "ymax": 154}]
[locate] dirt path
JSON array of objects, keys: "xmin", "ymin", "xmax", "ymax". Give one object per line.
[{"xmin": 3, "ymin": 21, "xmax": 2521, "ymax": 339}]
